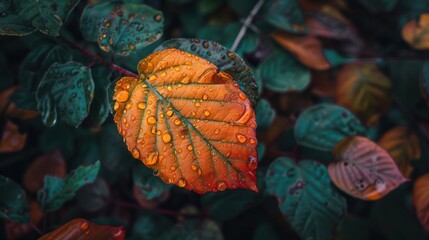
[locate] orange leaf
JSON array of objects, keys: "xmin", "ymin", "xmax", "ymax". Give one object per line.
[
  {"xmin": 402, "ymin": 14, "xmax": 429, "ymax": 50},
  {"xmin": 113, "ymin": 48, "xmax": 258, "ymax": 194},
  {"xmin": 328, "ymin": 136, "xmax": 407, "ymax": 200},
  {"xmin": 413, "ymin": 174, "xmax": 429, "ymax": 233},
  {"xmin": 378, "ymin": 126, "xmax": 421, "ymax": 177},
  {"xmin": 0, "ymin": 120, "xmax": 27, "ymax": 153},
  {"xmin": 0, "ymin": 87, "xmax": 39, "ymax": 120},
  {"xmin": 271, "ymin": 30, "xmax": 330, "ymax": 71},
  {"xmin": 23, "ymin": 150, "xmax": 66, "ymax": 193},
  {"xmin": 336, "ymin": 63, "xmax": 392, "ymax": 126},
  {"xmin": 39, "ymin": 218, "xmax": 125, "ymax": 240}
]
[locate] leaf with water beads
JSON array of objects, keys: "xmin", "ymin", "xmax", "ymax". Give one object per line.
[
  {"xmin": 265, "ymin": 157, "xmax": 347, "ymax": 240},
  {"xmin": 155, "ymin": 38, "xmax": 258, "ymax": 105},
  {"xmin": 113, "ymin": 48, "xmax": 258, "ymax": 194},
  {"xmin": 81, "ymin": 1, "xmax": 164, "ymax": 56},
  {"xmin": 328, "ymin": 136, "xmax": 408, "ymax": 200},
  {"xmin": 36, "ymin": 61, "xmax": 95, "ymax": 127}
]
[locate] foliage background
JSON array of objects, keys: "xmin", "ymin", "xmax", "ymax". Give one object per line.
[{"xmin": 1, "ymin": 0, "xmax": 429, "ymax": 239}]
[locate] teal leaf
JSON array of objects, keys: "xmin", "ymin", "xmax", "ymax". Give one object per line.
[
  {"xmin": 265, "ymin": 157, "xmax": 347, "ymax": 240},
  {"xmin": 0, "ymin": 0, "xmax": 35, "ymax": 36},
  {"xmin": 156, "ymin": 38, "xmax": 259, "ymax": 105},
  {"xmin": 130, "ymin": 212, "xmax": 172, "ymax": 240},
  {"xmin": 421, "ymin": 61, "xmax": 429, "ymax": 105},
  {"xmin": 37, "ymin": 161, "xmax": 101, "ymax": 212},
  {"xmin": 323, "ymin": 49, "xmax": 353, "ymax": 68},
  {"xmin": 88, "ymin": 65, "xmax": 111, "ymax": 126},
  {"xmin": 0, "ymin": 175, "xmax": 30, "ymax": 223},
  {"xmin": 164, "ymin": 219, "xmax": 224, "ymax": 240},
  {"xmin": 81, "ymin": 2, "xmax": 164, "ymax": 56},
  {"xmin": 227, "ymin": 0, "xmax": 259, "ymax": 17},
  {"xmin": 295, "ymin": 104, "xmax": 366, "ymax": 151},
  {"xmin": 263, "ymin": 0, "xmax": 307, "ymax": 34},
  {"xmin": 201, "ymin": 189, "xmax": 258, "ymax": 221},
  {"xmin": 255, "ymin": 99, "xmax": 275, "ymax": 131},
  {"xmin": 257, "ymin": 48, "xmax": 310, "ymax": 92},
  {"xmin": 133, "ymin": 163, "xmax": 171, "ymax": 200},
  {"xmin": 198, "ymin": 0, "xmax": 223, "ymax": 15},
  {"xmin": 13, "ymin": 42, "xmax": 73, "ymax": 109},
  {"xmin": 76, "ymin": 178, "xmax": 110, "ymax": 212},
  {"xmin": 36, "ymin": 61, "xmax": 95, "ymax": 127},
  {"xmin": 14, "ymin": 0, "xmax": 80, "ymax": 36}
]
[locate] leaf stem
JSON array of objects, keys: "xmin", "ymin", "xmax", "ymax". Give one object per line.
[
  {"xmin": 59, "ymin": 37, "xmax": 138, "ymax": 78},
  {"xmin": 230, "ymin": 0, "xmax": 265, "ymax": 52}
]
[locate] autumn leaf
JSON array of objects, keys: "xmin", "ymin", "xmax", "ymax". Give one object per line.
[
  {"xmin": 378, "ymin": 126, "xmax": 421, "ymax": 177},
  {"xmin": 0, "ymin": 87, "xmax": 39, "ymax": 120},
  {"xmin": 413, "ymin": 174, "xmax": 429, "ymax": 233},
  {"xmin": 402, "ymin": 14, "xmax": 429, "ymax": 50},
  {"xmin": 271, "ymin": 30, "xmax": 330, "ymax": 70},
  {"xmin": 39, "ymin": 218, "xmax": 125, "ymax": 240},
  {"xmin": 0, "ymin": 121, "xmax": 27, "ymax": 153},
  {"xmin": 328, "ymin": 136, "xmax": 407, "ymax": 200},
  {"xmin": 113, "ymin": 48, "xmax": 258, "ymax": 194},
  {"xmin": 336, "ymin": 63, "xmax": 392, "ymax": 126}
]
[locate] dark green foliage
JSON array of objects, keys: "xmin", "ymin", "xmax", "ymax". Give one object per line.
[
  {"xmin": 36, "ymin": 61, "xmax": 94, "ymax": 127},
  {"xmin": 0, "ymin": 175, "xmax": 30, "ymax": 223},
  {"xmin": 133, "ymin": 163, "xmax": 171, "ymax": 200},
  {"xmin": 37, "ymin": 161, "xmax": 100, "ymax": 212},
  {"xmin": 263, "ymin": 0, "xmax": 307, "ymax": 34}
]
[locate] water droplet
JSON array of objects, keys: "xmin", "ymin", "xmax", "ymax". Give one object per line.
[
  {"xmin": 166, "ymin": 110, "xmax": 174, "ymax": 117},
  {"xmin": 178, "ymin": 178, "xmax": 186, "ymax": 187},
  {"xmin": 149, "ymin": 75, "xmax": 157, "ymax": 81},
  {"xmin": 238, "ymin": 92, "xmax": 247, "ymax": 100},
  {"xmin": 170, "ymin": 166, "xmax": 177, "ymax": 171},
  {"xmin": 174, "ymin": 119, "xmax": 181, "ymax": 125},
  {"xmin": 104, "ymin": 21, "xmax": 111, "ymax": 27},
  {"xmin": 181, "ymin": 76, "xmax": 190, "ymax": 84},
  {"xmin": 132, "ymin": 148, "xmax": 140, "ymax": 158},
  {"xmin": 129, "ymin": 43, "xmax": 135, "ymax": 50},
  {"xmin": 138, "ymin": 103, "xmax": 145, "ymax": 110},
  {"xmin": 168, "ymin": 178, "xmax": 174, "ymax": 183},
  {"xmin": 191, "ymin": 164, "xmax": 197, "ymax": 171},
  {"xmin": 202, "ymin": 41, "xmax": 209, "ymax": 48},
  {"xmin": 80, "ymin": 222, "xmax": 89, "ymax": 231},
  {"xmin": 122, "ymin": 118, "xmax": 127, "ymax": 123},
  {"xmin": 236, "ymin": 134, "xmax": 247, "ymax": 143},
  {"xmin": 187, "ymin": 145, "xmax": 193, "ymax": 151},
  {"xmin": 167, "ymin": 86, "xmax": 173, "ymax": 91},
  {"xmin": 162, "ymin": 133, "xmax": 172, "ymax": 143},
  {"xmin": 214, "ymin": 129, "xmax": 220, "ymax": 134},
  {"xmin": 114, "ymin": 102, "xmax": 120, "ymax": 110},
  {"xmin": 154, "ymin": 14, "xmax": 162, "ymax": 22},
  {"xmin": 115, "ymin": 91, "xmax": 129, "ymax": 103},
  {"xmin": 192, "ymin": 111, "xmax": 196, "ymax": 116},
  {"xmin": 204, "ymin": 110, "xmax": 210, "ymax": 116},
  {"xmin": 202, "ymin": 94, "xmax": 208, "ymax": 100},
  {"xmin": 153, "ymin": 170, "xmax": 160, "ymax": 176},
  {"xmin": 248, "ymin": 156, "xmax": 257, "ymax": 170},
  {"xmin": 195, "ymin": 102, "xmax": 201, "ymax": 107},
  {"xmin": 145, "ymin": 152, "xmax": 159, "ymax": 166},
  {"xmin": 147, "ymin": 115, "xmax": 156, "ymax": 124},
  {"xmin": 228, "ymin": 52, "xmax": 236, "ymax": 59},
  {"xmin": 249, "ymin": 138, "xmax": 256, "ymax": 145},
  {"xmin": 125, "ymin": 103, "xmax": 132, "ymax": 109},
  {"xmin": 217, "ymin": 181, "xmax": 227, "ymax": 191},
  {"xmin": 161, "ymin": 72, "xmax": 167, "ymax": 77},
  {"xmin": 160, "ymin": 113, "xmax": 165, "ymax": 118}
]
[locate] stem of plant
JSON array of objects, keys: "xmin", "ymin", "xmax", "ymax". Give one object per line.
[
  {"xmin": 59, "ymin": 37, "xmax": 138, "ymax": 78},
  {"xmin": 230, "ymin": 0, "xmax": 265, "ymax": 52}
]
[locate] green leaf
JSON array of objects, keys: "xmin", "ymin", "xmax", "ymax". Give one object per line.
[
  {"xmin": 295, "ymin": 104, "xmax": 366, "ymax": 151},
  {"xmin": 14, "ymin": 0, "xmax": 80, "ymax": 36},
  {"xmin": 201, "ymin": 189, "xmax": 258, "ymax": 222},
  {"xmin": 88, "ymin": 65, "xmax": 111, "ymax": 126},
  {"xmin": 265, "ymin": 157, "xmax": 347, "ymax": 240},
  {"xmin": 0, "ymin": 175, "xmax": 30, "ymax": 223},
  {"xmin": 255, "ymin": 99, "xmax": 275, "ymax": 131},
  {"xmin": 36, "ymin": 61, "xmax": 95, "ymax": 127},
  {"xmin": 336, "ymin": 216, "xmax": 370, "ymax": 240},
  {"xmin": 257, "ymin": 48, "xmax": 310, "ymax": 92},
  {"xmin": 133, "ymin": 163, "xmax": 171, "ymax": 200},
  {"xmin": 263, "ymin": 0, "xmax": 307, "ymax": 34},
  {"xmin": 323, "ymin": 49, "xmax": 353, "ymax": 68},
  {"xmin": 421, "ymin": 61, "xmax": 429, "ymax": 106},
  {"xmin": 130, "ymin": 212, "xmax": 172, "ymax": 240},
  {"xmin": 156, "ymin": 38, "xmax": 259, "ymax": 105},
  {"xmin": 357, "ymin": 0, "xmax": 399, "ymax": 12},
  {"xmin": 81, "ymin": 2, "xmax": 164, "ymax": 56},
  {"xmin": 198, "ymin": 0, "xmax": 223, "ymax": 15},
  {"xmin": 37, "ymin": 161, "xmax": 101, "ymax": 212},
  {"xmin": 164, "ymin": 219, "xmax": 224, "ymax": 240},
  {"xmin": 13, "ymin": 42, "xmax": 72, "ymax": 109},
  {"xmin": 0, "ymin": 0, "xmax": 34, "ymax": 36}
]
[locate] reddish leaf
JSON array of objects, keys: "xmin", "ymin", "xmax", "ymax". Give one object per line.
[
  {"xmin": 23, "ymin": 150, "xmax": 66, "ymax": 193},
  {"xmin": 402, "ymin": 14, "xmax": 429, "ymax": 50},
  {"xmin": 378, "ymin": 126, "xmax": 421, "ymax": 177},
  {"xmin": 113, "ymin": 48, "xmax": 258, "ymax": 194},
  {"xmin": 336, "ymin": 63, "xmax": 392, "ymax": 126},
  {"xmin": 39, "ymin": 218, "xmax": 125, "ymax": 240},
  {"xmin": 5, "ymin": 201, "xmax": 43, "ymax": 240},
  {"xmin": 0, "ymin": 121, "xmax": 27, "ymax": 153},
  {"xmin": 271, "ymin": 30, "xmax": 330, "ymax": 70},
  {"xmin": 413, "ymin": 174, "xmax": 429, "ymax": 233},
  {"xmin": 310, "ymin": 70, "xmax": 337, "ymax": 97},
  {"xmin": 328, "ymin": 136, "xmax": 407, "ymax": 200},
  {"xmin": 0, "ymin": 87, "xmax": 39, "ymax": 120}
]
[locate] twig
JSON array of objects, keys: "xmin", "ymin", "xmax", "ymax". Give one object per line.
[
  {"xmin": 59, "ymin": 37, "xmax": 138, "ymax": 78},
  {"xmin": 230, "ymin": 0, "xmax": 265, "ymax": 52}
]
